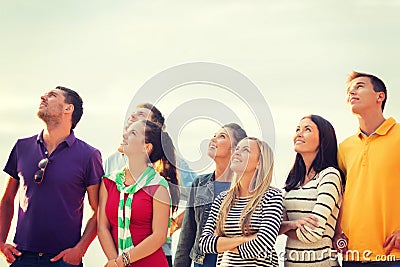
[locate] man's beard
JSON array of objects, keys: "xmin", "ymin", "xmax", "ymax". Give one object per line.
[{"xmin": 37, "ymin": 106, "xmax": 63, "ymax": 126}]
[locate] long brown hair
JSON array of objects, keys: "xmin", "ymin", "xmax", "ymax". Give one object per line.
[{"xmin": 142, "ymin": 120, "xmax": 180, "ymax": 213}]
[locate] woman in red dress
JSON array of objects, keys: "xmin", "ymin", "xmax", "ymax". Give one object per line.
[{"xmin": 98, "ymin": 120, "xmax": 179, "ymax": 267}]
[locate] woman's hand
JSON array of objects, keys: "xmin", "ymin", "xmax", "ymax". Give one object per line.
[
  {"xmin": 292, "ymin": 215, "xmax": 318, "ymax": 231},
  {"xmin": 228, "ymin": 233, "xmax": 258, "ymax": 253},
  {"xmin": 244, "ymin": 233, "xmax": 257, "ymax": 242}
]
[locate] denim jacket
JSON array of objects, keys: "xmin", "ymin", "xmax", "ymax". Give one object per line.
[{"xmin": 174, "ymin": 173, "xmax": 216, "ymax": 266}]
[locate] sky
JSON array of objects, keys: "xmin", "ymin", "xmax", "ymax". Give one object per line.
[{"xmin": 1, "ymin": 1, "xmax": 399, "ymax": 266}]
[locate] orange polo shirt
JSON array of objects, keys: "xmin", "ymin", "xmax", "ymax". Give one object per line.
[{"xmin": 338, "ymin": 117, "xmax": 400, "ymax": 261}]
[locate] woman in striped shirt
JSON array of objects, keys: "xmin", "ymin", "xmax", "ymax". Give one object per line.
[
  {"xmin": 199, "ymin": 137, "xmax": 284, "ymax": 267},
  {"xmin": 279, "ymin": 115, "xmax": 344, "ymax": 267}
]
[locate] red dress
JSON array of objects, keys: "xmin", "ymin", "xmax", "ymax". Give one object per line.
[{"xmin": 104, "ymin": 178, "xmax": 168, "ymax": 267}]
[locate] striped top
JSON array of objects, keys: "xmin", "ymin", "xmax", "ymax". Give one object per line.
[
  {"xmin": 283, "ymin": 167, "xmax": 342, "ymax": 267},
  {"xmin": 199, "ymin": 187, "xmax": 283, "ymax": 267}
]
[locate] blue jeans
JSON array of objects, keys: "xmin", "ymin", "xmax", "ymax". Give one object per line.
[
  {"xmin": 10, "ymin": 251, "xmax": 83, "ymax": 267},
  {"xmin": 193, "ymin": 253, "xmax": 218, "ymax": 267}
]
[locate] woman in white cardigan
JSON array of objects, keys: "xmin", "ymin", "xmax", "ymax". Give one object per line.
[{"xmin": 279, "ymin": 115, "xmax": 344, "ymax": 267}]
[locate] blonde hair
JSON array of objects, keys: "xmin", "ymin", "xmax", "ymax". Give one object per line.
[{"xmin": 216, "ymin": 137, "xmax": 274, "ymax": 236}]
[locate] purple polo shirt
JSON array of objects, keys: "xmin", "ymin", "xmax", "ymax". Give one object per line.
[{"xmin": 3, "ymin": 130, "xmax": 104, "ymax": 254}]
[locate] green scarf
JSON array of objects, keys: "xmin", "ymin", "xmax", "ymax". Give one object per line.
[{"xmin": 105, "ymin": 166, "xmax": 170, "ymax": 254}]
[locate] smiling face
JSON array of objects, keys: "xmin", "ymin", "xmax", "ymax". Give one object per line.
[
  {"xmin": 208, "ymin": 127, "xmax": 235, "ymax": 160},
  {"xmin": 230, "ymin": 138, "xmax": 260, "ymax": 175},
  {"xmin": 346, "ymin": 76, "xmax": 385, "ymax": 115},
  {"xmin": 118, "ymin": 107, "xmax": 153, "ymax": 153},
  {"xmin": 121, "ymin": 121, "xmax": 147, "ymax": 158},
  {"xmin": 37, "ymin": 89, "xmax": 69, "ymax": 124},
  {"xmin": 293, "ymin": 117, "xmax": 319, "ymax": 157}
]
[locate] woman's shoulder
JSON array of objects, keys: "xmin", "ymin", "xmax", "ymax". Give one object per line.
[
  {"xmin": 317, "ymin": 167, "xmax": 341, "ymax": 184},
  {"xmin": 319, "ymin": 166, "xmax": 340, "ymax": 177},
  {"xmin": 102, "ymin": 177, "xmax": 116, "ymax": 192},
  {"xmin": 103, "ymin": 168, "xmax": 124, "ymax": 182},
  {"xmin": 217, "ymin": 189, "xmax": 229, "ymax": 198},
  {"xmin": 261, "ymin": 187, "xmax": 283, "ymax": 203},
  {"xmin": 212, "ymin": 190, "xmax": 229, "ymax": 205},
  {"xmin": 266, "ymin": 186, "xmax": 283, "ymax": 195},
  {"xmin": 143, "ymin": 184, "xmax": 163, "ymax": 196}
]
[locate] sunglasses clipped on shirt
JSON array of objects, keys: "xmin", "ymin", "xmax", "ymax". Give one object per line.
[{"xmin": 34, "ymin": 158, "xmax": 49, "ymax": 184}]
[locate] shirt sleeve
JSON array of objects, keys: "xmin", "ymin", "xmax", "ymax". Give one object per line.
[
  {"xmin": 3, "ymin": 142, "xmax": 19, "ymax": 180},
  {"xmin": 198, "ymin": 191, "xmax": 226, "ymax": 254},
  {"xmin": 296, "ymin": 168, "xmax": 342, "ymax": 243},
  {"xmin": 84, "ymin": 149, "xmax": 104, "ymax": 187},
  {"xmin": 103, "ymin": 155, "xmax": 110, "ymax": 176},
  {"xmin": 237, "ymin": 189, "xmax": 284, "ymax": 259}
]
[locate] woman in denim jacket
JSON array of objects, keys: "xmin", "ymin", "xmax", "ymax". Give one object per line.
[{"xmin": 174, "ymin": 123, "xmax": 247, "ymax": 267}]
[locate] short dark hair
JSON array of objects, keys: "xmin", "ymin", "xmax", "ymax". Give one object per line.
[
  {"xmin": 56, "ymin": 86, "xmax": 83, "ymax": 130},
  {"xmin": 347, "ymin": 71, "xmax": 387, "ymax": 111},
  {"xmin": 136, "ymin": 103, "xmax": 165, "ymax": 129},
  {"xmin": 284, "ymin": 115, "xmax": 344, "ymax": 191}
]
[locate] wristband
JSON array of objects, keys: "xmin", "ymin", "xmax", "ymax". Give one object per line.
[{"xmin": 122, "ymin": 252, "xmax": 130, "ymax": 267}]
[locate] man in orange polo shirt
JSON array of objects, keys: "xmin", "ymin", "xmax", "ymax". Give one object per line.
[{"xmin": 335, "ymin": 71, "xmax": 400, "ymax": 266}]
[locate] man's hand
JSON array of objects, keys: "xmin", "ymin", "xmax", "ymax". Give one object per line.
[
  {"xmin": 384, "ymin": 230, "xmax": 400, "ymax": 255},
  {"xmin": 50, "ymin": 246, "xmax": 84, "ymax": 265},
  {"xmin": 333, "ymin": 232, "xmax": 348, "ymax": 253},
  {"xmin": 0, "ymin": 242, "xmax": 21, "ymax": 264}
]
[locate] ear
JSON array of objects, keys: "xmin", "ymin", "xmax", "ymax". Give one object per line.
[
  {"xmin": 145, "ymin": 143, "xmax": 153, "ymax": 156},
  {"xmin": 64, "ymin": 104, "xmax": 74, "ymax": 113},
  {"xmin": 377, "ymin": 92, "xmax": 385, "ymax": 103}
]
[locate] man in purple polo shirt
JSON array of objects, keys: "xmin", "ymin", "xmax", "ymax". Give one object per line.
[{"xmin": 0, "ymin": 86, "xmax": 104, "ymax": 266}]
